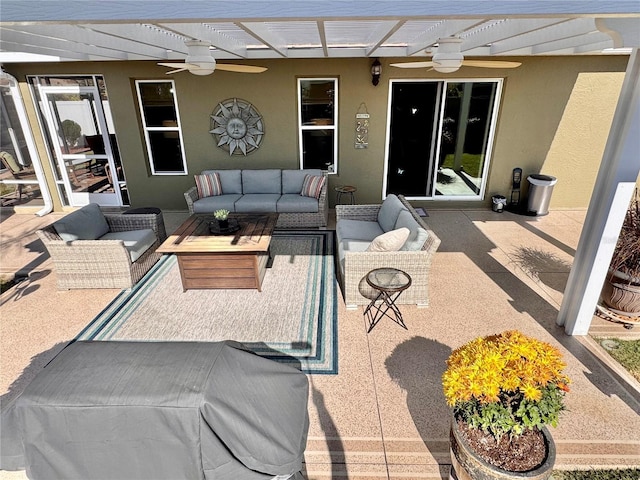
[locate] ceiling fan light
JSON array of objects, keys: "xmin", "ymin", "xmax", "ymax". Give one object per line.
[
  {"xmin": 432, "ymin": 53, "xmax": 463, "ymax": 73},
  {"xmin": 190, "ymin": 67, "xmax": 215, "ymax": 76}
]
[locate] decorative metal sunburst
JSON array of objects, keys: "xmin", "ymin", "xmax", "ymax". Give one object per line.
[{"xmin": 209, "ymin": 98, "xmax": 264, "ymax": 156}]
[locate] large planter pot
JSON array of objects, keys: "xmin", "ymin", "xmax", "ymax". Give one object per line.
[
  {"xmin": 450, "ymin": 420, "xmax": 556, "ymax": 480},
  {"xmin": 601, "ymin": 269, "xmax": 640, "ymax": 317}
]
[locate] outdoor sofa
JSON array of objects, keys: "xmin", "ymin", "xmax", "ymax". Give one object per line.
[
  {"xmin": 184, "ymin": 168, "xmax": 328, "ymax": 228},
  {"xmin": 336, "ymin": 194, "xmax": 441, "ymax": 309},
  {"xmin": 36, "ymin": 203, "xmax": 166, "ymax": 289}
]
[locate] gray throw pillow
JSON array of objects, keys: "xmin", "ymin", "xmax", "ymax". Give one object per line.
[{"xmin": 377, "ymin": 194, "xmax": 407, "ymax": 232}]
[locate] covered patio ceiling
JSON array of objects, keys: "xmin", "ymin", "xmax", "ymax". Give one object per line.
[{"xmin": 0, "ymin": 1, "xmax": 639, "ymax": 64}]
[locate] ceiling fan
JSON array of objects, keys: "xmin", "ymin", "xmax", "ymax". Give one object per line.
[
  {"xmin": 158, "ymin": 40, "xmax": 267, "ymax": 76},
  {"xmin": 390, "ymin": 37, "xmax": 521, "ymax": 73}
]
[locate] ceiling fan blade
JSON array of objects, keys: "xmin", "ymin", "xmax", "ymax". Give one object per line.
[
  {"xmin": 215, "ymin": 64, "xmax": 268, "ymax": 73},
  {"xmin": 164, "ymin": 67, "xmax": 188, "ymax": 75},
  {"xmin": 461, "ymin": 60, "xmax": 522, "ymax": 69},
  {"xmin": 158, "ymin": 62, "xmax": 190, "ymax": 69},
  {"xmin": 390, "ymin": 61, "xmax": 435, "ymax": 69}
]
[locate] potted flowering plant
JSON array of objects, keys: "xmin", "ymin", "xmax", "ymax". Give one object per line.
[
  {"xmin": 442, "ymin": 330, "xmax": 570, "ymax": 479},
  {"xmin": 213, "ymin": 209, "xmax": 230, "ymax": 229}
]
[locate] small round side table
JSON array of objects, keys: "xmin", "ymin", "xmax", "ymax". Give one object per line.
[
  {"xmin": 335, "ymin": 185, "xmax": 357, "ymax": 204},
  {"xmin": 363, "ymin": 267, "xmax": 412, "ymax": 333}
]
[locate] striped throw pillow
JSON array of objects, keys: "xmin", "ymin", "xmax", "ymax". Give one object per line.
[
  {"xmin": 194, "ymin": 173, "xmax": 222, "ymax": 198},
  {"xmin": 300, "ymin": 174, "xmax": 325, "ymax": 199}
]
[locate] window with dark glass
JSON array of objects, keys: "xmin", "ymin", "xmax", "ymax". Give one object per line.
[
  {"xmin": 135, "ymin": 80, "xmax": 186, "ymax": 175},
  {"xmin": 298, "ymin": 78, "xmax": 338, "ymax": 173}
]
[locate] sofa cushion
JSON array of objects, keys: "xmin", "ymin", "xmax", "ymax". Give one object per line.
[
  {"xmin": 365, "ymin": 227, "xmax": 410, "ymax": 252},
  {"xmin": 377, "ymin": 194, "xmax": 407, "ymax": 232},
  {"xmin": 301, "ymin": 174, "xmax": 326, "ymax": 199},
  {"xmin": 282, "ymin": 169, "xmax": 323, "ymax": 194},
  {"xmin": 194, "ymin": 173, "xmax": 222, "ymax": 198},
  {"xmin": 202, "ymin": 169, "xmax": 242, "ymax": 194},
  {"xmin": 193, "ymin": 194, "xmax": 242, "ymax": 214},
  {"xmin": 242, "ymin": 169, "xmax": 281, "ymax": 194},
  {"xmin": 394, "ymin": 209, "xmax": 429, "ymax": 251},
  {"xmin": 53, "ymin": 203, "xmax": 110, "ymax": 241},
  {"xmin": 235, "ymin": 194, "xmax": 280, "ymax": 212},
  {"xmin": 100, "ymin": 228, "xmax": 156, "ymax": 262},
  {"xmin": 337, "ymin": 219, "xmax": 384, "ymax": 243},
  {"xmin": 337, "ymin": 238, "xmax": 371, "ymax": 269},
  {"xmin": 277, "ymin": 194, "xmax": 319, "ymax": 213}
]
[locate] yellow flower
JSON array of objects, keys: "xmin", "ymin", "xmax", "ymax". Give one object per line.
[{"xmin": 522, "ymin": 383, "xmax": 542, "ymax": 401}]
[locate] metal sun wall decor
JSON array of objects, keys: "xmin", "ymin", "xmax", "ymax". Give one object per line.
[
  {"xmin": 355, "ymin": 102, "xmax": 370, "ymax": 149},
  {"xmin": 210, "ymin": 98, "xmax": 264, "ymax": 155}
]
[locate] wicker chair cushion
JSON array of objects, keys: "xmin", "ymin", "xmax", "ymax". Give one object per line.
[
  {"xmin": 377, "ymin": 195, "xmax": 408, "ymax": 232},
  {"xmin": 366, "ymin": 227, "xmax": 410, "ymax": 252},
  {"xmin": 336, "ymin": 219, "xmax": 384, "ymax": 242},
  {"xmin": 394, "ymin": 209, "xmax": 429, "ymax": 251},
  {"xmin": 282, "ymin": 169, "xmax": 323, "ymax": 194},
  {"xmin": 242, "ymin": 169, "xmax": 281, "ymax": 194},
  {"xmin": 277, "ymin": 194, "xmax": 319, "ymax": 213},
  {"xmin": 100, "ymin": 228, "xmax": 157, "ymax": 262},
  {"xmin": 53, "ymin": 203, "xmax": 110, "ymax": 241}
]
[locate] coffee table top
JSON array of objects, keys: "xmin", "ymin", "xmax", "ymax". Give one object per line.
[{"xmin": 157, "ymin": 213, "xmax": 278, "ymax": 254}]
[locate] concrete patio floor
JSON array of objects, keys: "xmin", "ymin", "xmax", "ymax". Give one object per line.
[{"xmin": 1, "ymin": 207, "xmax": 639, "ymax": 479}]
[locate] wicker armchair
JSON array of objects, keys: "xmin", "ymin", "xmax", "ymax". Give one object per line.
[
  {"xmin": 37, "ymin": 212, "xmax": 166, "ymax": 290},
  {"xmin": 336, "ymin": 195, "xmax": 441, "ymax": 309}
]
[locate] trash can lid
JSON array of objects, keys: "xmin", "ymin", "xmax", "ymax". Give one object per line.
[{"xmin": 527, "ymin": 174, "xmax": 557, "ymax": 186}]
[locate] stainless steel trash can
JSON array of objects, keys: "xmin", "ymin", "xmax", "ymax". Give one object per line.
[{"xmin": 527, "ymin": 174, "xmax": 557, "ymax": 216}]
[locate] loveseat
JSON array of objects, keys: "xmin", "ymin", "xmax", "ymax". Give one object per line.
[
  {"xmin": 36, "ymin": 203, "xmax": 166, "ymax": 289},
  {"xmin": 336, "ymin": 194, "xmax": 441, "ymax": 309},
  {"xmin": 184, "ymin": 169, "xmax": 328, "ymax": 228}
]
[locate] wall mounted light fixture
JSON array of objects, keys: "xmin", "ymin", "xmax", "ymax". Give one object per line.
[{"xmin": 371, "ymin": 59, "xmax": 382, "ymax": 86}]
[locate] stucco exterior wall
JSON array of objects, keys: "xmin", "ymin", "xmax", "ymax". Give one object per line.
[{"xmin": 6, "ymin": 55, "xmax": 628, "ymax": 211}]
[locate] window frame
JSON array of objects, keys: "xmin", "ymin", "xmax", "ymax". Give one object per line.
[
  {"xmin": 297, "ymin": 77, "xmax": 338, "ymax": 174},
  {"xmin": 135, "ymin": 79, "xmax": 187, "ymax": 176}
]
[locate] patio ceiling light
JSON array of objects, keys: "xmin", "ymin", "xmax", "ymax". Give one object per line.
[{"xmin": 371, "ymin": 58, "xmax": 382, "ymax": 86}]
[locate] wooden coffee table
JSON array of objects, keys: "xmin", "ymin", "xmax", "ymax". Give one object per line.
[{"xmin": 157, "ymin": 213, "xmax": 278, "ymax": 291}]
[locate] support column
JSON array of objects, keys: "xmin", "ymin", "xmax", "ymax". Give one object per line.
[{"xmin": 557, "ymin": 49, "xmax": 640, "ymax": 335}]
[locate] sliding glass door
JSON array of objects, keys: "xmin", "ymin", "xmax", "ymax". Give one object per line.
[{"xmin": 385, "ymin": 79, "xmax": 502, "ymax": 200}]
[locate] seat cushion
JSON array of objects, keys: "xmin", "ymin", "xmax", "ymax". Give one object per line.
[
  {"xmin": 282, "ymin": 169, "xmax": 323, "ymax": 194},
  {"xmin": 202, "ymin": 170, "xmax": 242, "ymax": 194},
  {"xmin": 336, "ymin": 219, "xmax": 384, "ymax": 243},
  {"xmin": 300, "ymin": 174, "xmax": 326, "ymax": 199},
  {"xmin": 277, "ymin": 194, "xmax": 319, "ymax": 213},
  {"xmin": 53, "ymin": 203, "xmax": 110, "ymax": 241},
  {"xmin": 394, "ymin": 209, "xmax": 429, "ymax": 251},
  {"xmin": 234, "ymin": 194, "xmax": 280, "ymax": 212},
  {"xmin": 366, "ymin": 227, "xmax": 410, "ymax": 252},
  {"xmin": 194, "ymin": 173, "xmax": 222, "ymax": 198},
  {"xmin": 241, "ymin": 169, "xmax": 281, "ymax": 194},
  {"xmin": 377, "ymin": 194, "xmax": 407, "ymax": 232},
  {"xmin": 193, "ymin": 194, "xmax": 242, "ymax": 213},
  {"xmin": 100, "ymin": 228, "xmax": 156, "ymax": 262}
]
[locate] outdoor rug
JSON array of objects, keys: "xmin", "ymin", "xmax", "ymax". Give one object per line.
[{"xmin": 77, "ymin": 230, "xmax": 338, "ymax": 374}]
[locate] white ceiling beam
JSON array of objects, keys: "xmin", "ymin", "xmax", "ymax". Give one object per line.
[
  {"xmin": 10, "ymin": 24, "xmax": 168, "ymax": 59},
  {"xmin": 532, "ymin": 32, "xmax": 613, "ymax": 54},
  {"xmin": 365, "ymin": 20, "xmax": 405, "ymax": 56},
  {"xmin": 596, "ymin": 18, "xmax": 640, "ymax": 48},
  {"xmin": 0, "ymin": 39, "xmax": 89, "ymax": 61},
  {"xmin": 157, "ymin": 23, "xmax": 248, "ymax": 57},
  {"xmin": 81, "ymin": 23, "xmax": 189, "ymax": 54},
  {"xmin": 460, "ymin": 18, "xmax": 568, "ymax": 50},
  {"xmin": 0, "ymin": 28, "xmax": 126, "ymax": 60},
  {"xmin": 239, "ymin": 22, "xmax": 289, "ymax": 57},
  {"xmin": 406, "ymin": 19, "xmax": 484, "ymax": 56},
  {"xmin": 491, "ymin": 18, "xmax": 598, "ymax": 54},
  {"xmin": 317, "ymin": 21, "xmax": 329, "ymax": 57}
]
